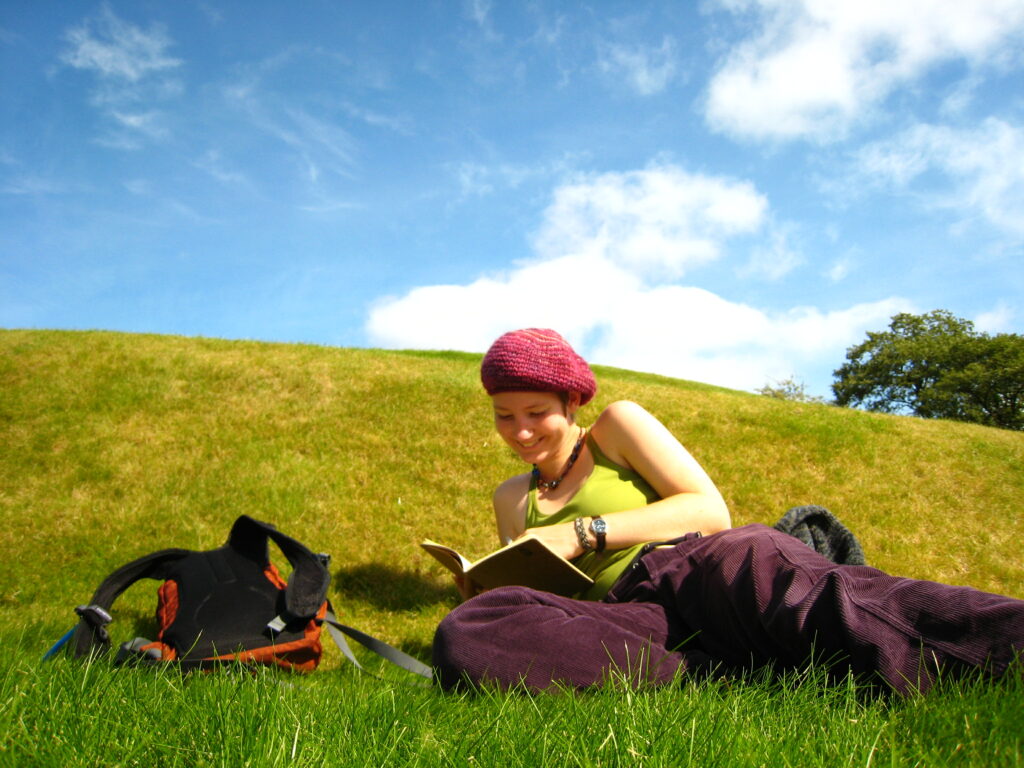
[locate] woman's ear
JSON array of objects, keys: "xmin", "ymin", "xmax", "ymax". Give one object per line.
[{"xmin": 566, "ymin": 390, "xmax": 582, "ymax": 418}]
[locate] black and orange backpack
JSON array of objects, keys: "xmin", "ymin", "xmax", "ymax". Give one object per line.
[{"xmin": 57, "ymin": 515, "xmax": 431, "ymax": 680}]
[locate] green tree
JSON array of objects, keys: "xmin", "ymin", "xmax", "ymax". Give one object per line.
[{"xmin": 832, "ymin": 310, "xmax": 1024, "ymax": 430}]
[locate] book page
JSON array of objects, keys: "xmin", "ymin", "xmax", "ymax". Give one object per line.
[{"xmin": 420, "ymin": 540, "xmax": 472, "ymax": 576}]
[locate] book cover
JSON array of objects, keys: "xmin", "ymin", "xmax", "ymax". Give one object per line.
[{"xmin": 421, "ymin": 535, "xmax": 594, "ymax": 596}]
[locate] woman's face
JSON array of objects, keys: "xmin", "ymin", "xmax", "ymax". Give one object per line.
[{"xmin": 491, "ymin": 390, "xmax": 579, "ymax": 466}]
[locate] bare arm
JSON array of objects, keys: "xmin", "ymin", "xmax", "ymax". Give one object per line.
[
  {"xmin": 493, "ymin": 473, "xmax": 530, "ymax": 546},
  {"xmin": 523, "ymin": 400, "xmax": 730, "ymax": 559}
]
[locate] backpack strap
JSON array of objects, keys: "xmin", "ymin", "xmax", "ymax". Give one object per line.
[
  {"xmin": 322, "ymin": 604, "xmax": 433, "ymax": 683},
  {"xmin": 228, "ymin": 515, "xmax": 330, "ymax": 622},
  {"xmin": 71, "ymin": 548, "xmax": 192, "ymax": 658},
  {"xmin": 232, "ymin": 517, "xmax": 432, "ymax": 682}
]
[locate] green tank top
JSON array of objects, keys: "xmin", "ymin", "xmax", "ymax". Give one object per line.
[{"xmin": 526, "ymin": 434, "xmax": 660, "ymax": 600}]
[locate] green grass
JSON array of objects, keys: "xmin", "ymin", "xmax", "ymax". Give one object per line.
[
  {"xmin": 2, "ymin": 329, "xmax": 1023, "ymax": 766},
  {"xmin": 5, "ymin": 641, "xmax": 1023, "ymax": 767}
]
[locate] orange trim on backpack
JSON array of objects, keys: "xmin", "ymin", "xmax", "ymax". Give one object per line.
[
  {"xmin": 155, "ymin": 580, "xmax": 179, "ymax": 636},
  {"xmin": 204, "ymin": 600, "xmax": 328, "ymax": 672},
  {"xmin": 263, "ymin": 563, "xmax": 288, "ymax": 590}
]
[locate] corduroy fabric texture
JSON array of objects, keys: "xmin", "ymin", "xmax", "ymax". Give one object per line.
[
  {"xmin": 481, "ymin": 328, "xmax": 597, "ymax": 404},
  {"xmin": 433, "ymin": 524, "xmax": 1024, "ymax": 694}
]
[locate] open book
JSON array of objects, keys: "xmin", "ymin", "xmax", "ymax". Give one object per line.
[{"xmin": 420, "ymin": 535, "xmax": 594, "ymax": 597}]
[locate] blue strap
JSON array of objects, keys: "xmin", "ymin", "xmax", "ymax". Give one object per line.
[{"xmin": 42, "ymin": 628, "xmax": 76, "ymax": 661}]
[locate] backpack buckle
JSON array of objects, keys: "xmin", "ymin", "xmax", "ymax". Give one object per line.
[{"xmin": 75, "ymin": 604, "xmax": 113, "ymax": 643}]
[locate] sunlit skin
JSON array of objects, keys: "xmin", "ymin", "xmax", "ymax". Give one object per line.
[
  {"xmin": 455, "ymin": 389, "xmax": 731, "ymax": 601},
  {"xmin": 491, "ymin": 390, "xmax": 583, "ymax": 479}
]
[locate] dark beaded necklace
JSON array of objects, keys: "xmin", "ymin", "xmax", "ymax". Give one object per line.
[{"xmin": 533, "ymin": 427, "xmax": 587, "ymax": 492}]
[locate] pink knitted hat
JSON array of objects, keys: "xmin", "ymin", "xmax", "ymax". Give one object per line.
[{"xmin": 481, "ymin": 328, "xmax": 597, "ymax": 405}]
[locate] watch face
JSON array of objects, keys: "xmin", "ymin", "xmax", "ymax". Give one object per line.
[{"xmin": 591, "ymin": 518, "xmax": 607, "ymax": 534}]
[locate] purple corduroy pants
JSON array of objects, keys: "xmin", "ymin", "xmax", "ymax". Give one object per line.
[{"xmin": 432, "ymin": 524, "xmax": 1024, "ymax": 693}]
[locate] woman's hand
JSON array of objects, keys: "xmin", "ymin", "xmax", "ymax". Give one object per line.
[
  {"xmin": 518, "ymin": 521, "xmax": 584, "ymax": 561},
  {"xmin": 454, "ymin": 573, "xmax": 484, "ymax": 602}
]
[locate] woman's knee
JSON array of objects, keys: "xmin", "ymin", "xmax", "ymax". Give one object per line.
[{"xmin": 431, "ymin": 586, "xmax": 546, "ymax": 689}]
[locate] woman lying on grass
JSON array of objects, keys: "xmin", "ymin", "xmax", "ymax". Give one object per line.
[{"xmin": 432, "ymin": 328, "xmax": 1024, "ymax": 694}]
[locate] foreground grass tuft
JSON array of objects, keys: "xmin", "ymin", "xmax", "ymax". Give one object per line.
[{"xmin": 6, "ymin": 638, "xmax": 1022, "ymax": 767}]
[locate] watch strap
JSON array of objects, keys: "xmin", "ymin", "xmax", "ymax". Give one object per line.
[{"xmin": 589, "ymin": 515, "xmax": 607, "ymax": 553}]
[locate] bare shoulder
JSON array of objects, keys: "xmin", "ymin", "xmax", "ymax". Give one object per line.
[
  {"xmin": 493, "ymin": 472, "xmax": 531, "ymax": 507},
  {"xmin": 591, "ymin": 400, "xmax": 670, "ymax": 458},
  {"xmin": 493, "ymin": 472, "xmax": 531, "ymax": 542},
  {"xmin": 594, "ymin": 400, "xmax": 657, "ymax": 430},
  {"xmin": 590, "ymin": 399, "xmax": 718, "ymax": 497}
]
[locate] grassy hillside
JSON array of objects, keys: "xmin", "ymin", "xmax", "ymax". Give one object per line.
[{"xmin": 2, "ymin": 328, "xmax": 1023, "ymax": 661}]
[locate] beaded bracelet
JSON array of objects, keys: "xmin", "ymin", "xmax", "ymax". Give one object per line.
[{"xmin": 574, "ymin": 516, "xmax": 594, "ymax": 552}]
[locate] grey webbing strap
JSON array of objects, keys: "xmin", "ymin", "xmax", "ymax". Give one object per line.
[{"xmin": 323, "ymin": 608, "xmax": 433, "ymax": 683}]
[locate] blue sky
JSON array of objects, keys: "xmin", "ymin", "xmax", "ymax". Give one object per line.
[{"xmin": 3, "ymin": 1, "xmax": 1023, "ymax": 398}]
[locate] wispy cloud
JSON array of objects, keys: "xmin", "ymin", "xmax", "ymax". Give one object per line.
[
  {"xmin": 340, "ymin": 101, "xmax": 413, "ymax": 135},
  {"xmin": 282, "ymin": 108, "xmax": 359, "ymax": 179},
  {"xmin": 597, "ymin": 36, "xmax": 679, "ymax": 96},
  {"xmin": 856, "ymin": 117, "xmax": 1024, "ymax": 237},
  {"xmin": 220, "ymin": 50, "xmax": 373, "ymax": 194},
  {"xmin": 705, "ymin": 0, "xmax": 1024, "ymax": 142},
  {"xmin": 224, "ymin": 84, "xmax": 358, "ymax": 188},
  {"xmin": 191, "ymin": 150, "xmax": 248, "ymax": 187},
  {"xmin": 1, "ymin": 175, "xmax": 73, "ymax": 196},
  {"xmin": 825, "ymin": 257, "xmax": 853, "ymax": 283},
  {"xmin": 739, "ymin": 227, "xmax": 803, "ymax": 281},
  {"xmin": 59, "ymin": 5, "xmax": 182, "ymax": 147},
  {"xmin": 60, "ymin": 4, "xmax": 181, "ymax": 81},
  {"xmin": 448, "ymin": 157, "xmax": 572, "ymax": 201},
  {"xmin": 465, "ymin": 0, "xmax": 501, "ymax": 42}
]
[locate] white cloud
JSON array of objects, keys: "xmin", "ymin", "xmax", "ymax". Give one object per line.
[
  {"xmin": 705, "ymin": 0, "xmax": 1024, "ymax": 141},
  {"xmin": 598, "ymin": 37, "xmax": 679, "ymax": 96},
  {"xmin": 856, "ymin": 118, "xmax": 1024, "ymax": 237},
  {"xmin": 586, "ymin": 291, "xmax": 909, "ymax": 390},
  {"xmin": 366, "ymin": 163, "xmax": 909, "ymax": 392},
  {"xmin": 532, "ymin": 166, "xmax": 768, "ymax": 279},
  {"xmin": 366, "ymin": 251, "xmax": 638, "ymax": 353}
]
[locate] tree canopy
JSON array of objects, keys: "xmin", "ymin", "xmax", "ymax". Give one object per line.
[{"xmin": 832, "ymin": 310, "xmax": 1024, "ymax": 431}]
